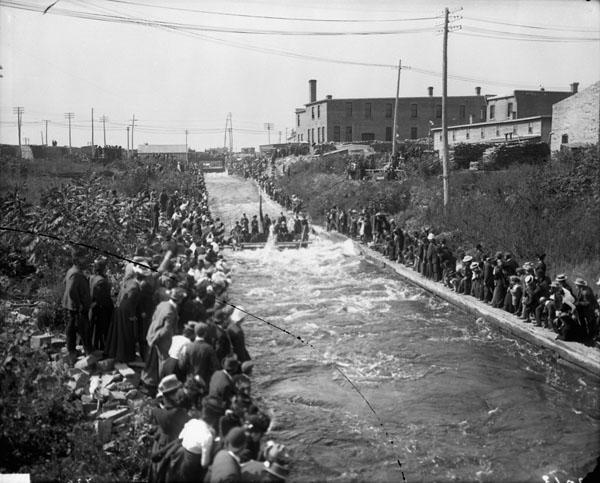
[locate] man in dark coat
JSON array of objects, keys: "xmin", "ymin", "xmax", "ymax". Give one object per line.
[
  {"xmin": 88, "ymin": 257, "xmax": 113, "ymax": 351},
  {"xmin": 141, "ymin": 287, "xmax": 185, "ymax": 394},
  {"xmin": 209, "ymin": 355, "xmax": 240, "ymax": 407},
  {"xmin": 178, "ymin": 322, "xmax": 220, "ymax": 386},
  {"xmin": 574, "ymin": 278, "xmax": 599, "ymax": 340},
  {"xmin": 62, "ymin": 247, "xmax": 92, "ymax": 359},
  {"xmin": 207, "ymin": 427, "xmax": 246, "ymax": 483}
]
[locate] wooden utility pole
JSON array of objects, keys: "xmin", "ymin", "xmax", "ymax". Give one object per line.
[
  {"xmin": 185, "ymin": 129, "xmax": 189, "ymax": 164},
  {"xmin": 65, "ymin": 112, "xmax": 74, "ymax": 155},
  {"xmin": 43, "ymin": 119, "xmax": 49, "ymax": 146},
  {"xmin": 91, "ymin": 108, "xmax": 95, "ymax": 158},
  {"xmin": 13, "ymin": 107, "xmax": 23, "ymax": 156},
  {"xmin": 126, "ymin": 126, "xmax": 130, "ymax": 158},
  {"xmin": 131, "ymin": 115, "xmax": 136, "ymax": 157},
  {"xmin": 100, "ymin": 115, "xmax": 108, "ymax": 146},
  {"xmin": 442, "ymin": 7, "xmax": 450, "ymax": 211},
  {"xmin": 391, "ymin": 59, "xmax": 401, "ymax": 159}
]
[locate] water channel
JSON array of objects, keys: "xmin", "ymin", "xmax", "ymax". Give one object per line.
[{"xmin": 207, "ymin": 174, "xmax": 599, "ymax": 483}]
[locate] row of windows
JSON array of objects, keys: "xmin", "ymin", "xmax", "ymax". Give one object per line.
[
  {"xmin": 307, "ymin": 126, "xmax": 326, "ymax": 143},
  {"xmin": 441, "ymin": 122, "xmax": 535, "ymax": 141}
]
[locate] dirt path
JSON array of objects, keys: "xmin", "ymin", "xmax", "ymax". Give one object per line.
[{"xmin": 204, "ymin": 173, "xmax": 285, "ymax": 230}]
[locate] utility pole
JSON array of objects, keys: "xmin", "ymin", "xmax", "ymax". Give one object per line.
[
  {"xmin": 391, "ymin": 59, "xmax": 401, "ymax": 159},
  {"xmin": 131, "ymin": 115, "xmax": 136, "ymax": 157},
  {"xmin": 13, "ymin": 107, "xmax": 24, "ymax": 156},
  {"xmin": 43, "ymin": 119, "xmax": 49, "ymax": 146},
  {"xmin": 224, "ymin": 113, "xmax": 233, "ymax": 154},
  {"xmin": 264, "ymin": 122, "xmax": 274, "ymax": 144},
  {"xmin": 440, "ymin": 7, "xmax": 462, "ymax": 211},
  {"xmin": 65, "ymin": 112, "xmax": 74, "ymax": 155},
  {"xmin": 185, "ymin": 129, "xmax": 189, "ymax": 164},
  {"xmin": 126, "ymin": 126, "xmax": 130, "ymax": 158},
  {"xmin": 100, "ymin": 115, "xmax": 108, "ymax": 146},
  {"xmin": 91, "ymin": 108, "xmax": 95, "ymax": 158}
]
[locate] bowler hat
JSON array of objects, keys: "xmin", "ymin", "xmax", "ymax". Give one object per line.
[
  {"xmin": 202, "ymin": 396, "xmax": 225, "ymax": 417},
  {"xmin": 224, "ymin": 427, "xmax": 246, "ymax": 453},
  {"xmin": 157, "ymin": 374, "xmax": 182, "ymax": 398}
]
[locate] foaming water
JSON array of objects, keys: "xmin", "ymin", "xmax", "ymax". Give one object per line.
[{"xmin": 227, "ymin": 236, "xmax": 599, "ymax": 483}]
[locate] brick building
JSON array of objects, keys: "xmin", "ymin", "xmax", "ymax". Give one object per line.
[
  {"xmin": 550, "ymin": 81, "xmax": 600, "ymax": 151},
  {"xmin": 293, "ymin": 79, "xmax": 487, "ymax": 145},
  {"xmin": 431, "ymin": 84, "xmax": 578, "ymax": 151}
]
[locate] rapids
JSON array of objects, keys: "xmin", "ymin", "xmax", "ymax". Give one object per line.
[{"xmin": 227, "ymin": 238, "xmax": 599, "ymax": 482}]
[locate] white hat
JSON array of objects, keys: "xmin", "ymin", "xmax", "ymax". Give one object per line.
[{"xmin": 427, "ymin": 233, "xmax": 435, "ymax": 241}]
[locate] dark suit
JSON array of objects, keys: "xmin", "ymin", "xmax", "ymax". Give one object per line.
[
  {"xmin": 209, "ymin": 370, "xmax": 237, "ymax": 405},
  {"xmin": 142, "ymin": 301, "xmax": 178, "ymax": 389},
  {"xmin": 208, "ymin": 449, "xmax": 241, "ymax": 483},
  {"xmin": 178, "ymin": 338, "xmax": 220, "ymax": 385},
  {"xmin": 227, "ymin": 323, "xmax": 250, "ymax": 363}
]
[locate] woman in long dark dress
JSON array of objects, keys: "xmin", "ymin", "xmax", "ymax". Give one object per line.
[{"xmin": 106, "ymin": 265, "xmax": 145, "ymax": 362}]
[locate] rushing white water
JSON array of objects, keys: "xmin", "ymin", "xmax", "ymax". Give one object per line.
[{"xmin": 226, "ymin": 237, "xmax": 599, "ymax": 483}]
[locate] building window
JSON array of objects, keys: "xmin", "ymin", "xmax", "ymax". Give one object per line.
[
  {"xmin": 312, "ymin": 128, "xmax": 315, "ymax": 143},
  {"xmin": 364, "ymin": 103, "xmax": 372, "ymax": 118},
  {"xmin": 297, "ymin": 115, "xmax": 300, "ymax": 127},
  {"xmin": 495, "ymin": 126, "xmax": 500, "ymax": 136},
  {"xmin": 317, "ymin": 105, "xmax": 321, "ymax": 118},
  {"xmin": 322, "ymin": 127, "xmax": 326, "ymax": 142},
  {"xmin": 436, "ymin": 104, "xmax": 442, "ymax": 118},
  {"xmin": 307, "ymin": 130, "xmax": 310, "ymax": 144},
  {"xmin": 439, "ymin": 134, "xmax": 442, "ymax": 141},
  {"xmin": 490, "ymin": 105, "xmax": 495, "ymax": 120},
  {"xmin": 385, "ymin": 126, "xmax": 392, "ymax": 141},
  {"xmin": 507, "ymin": 102, "xmax": 513, "ymax": 119},
  {"xmin": 480, "ymin": 108, "xmax": 485, "ymax": 121},
  {"xmin": 512, "ymin": 125, "xmax": 517, "ymax": 134},
  {"xmin": 345, "ymin": 102, "xmax": 353, "ymax": 117},
  {"xmin": 334, "ymin": 126, "xmax": 341, "ymax": 142},
  {"xmin": 459, "ymin": 105, "xmax": 466, "ymax": 119},
  {"xmin": 385, "ymin": 103, "xmax": 393, "ymax": 118},
  {"xmin": 480, "ymin": 128, "xmax": 485, "ymax": 138},
  {"xmin": 452, "ymin": 131, "xmax": 456, "ymax": 141},
  {"xmin": 345, "ymin": 126, "xmax": 352, "ymax": 142},
  {"xmin": 466, "ymin": 130, "xmax": 470, "ymax": 140},
  {"xmin": 561, "ymin": 134, "xmax": 569, "ymax": 144},
  {"xmin": 410, "ymin": 104, "xmax": 418, "ymax": 119},
  {"xmin": 311, "ymin": 107, "xmax": 315, "ymax": 120},
  {"xmin": 410, "ymin": 127, "xmax": 418, "ymax": 139},
  {"xmin": 528, "ymin": 122, "xmax": 533, "ymax": 134},
  {"xmin": 317, "ymin": 128, "xmax": 320, "ymax": 143}
]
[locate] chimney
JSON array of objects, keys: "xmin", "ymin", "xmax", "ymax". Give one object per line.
[
  {"xmin": 326, "ymin": 95, "xmax": 332, "ymax": 100},
  {"xmin": 309, "ymin": 79, "xmax": 317, "ymax": 103},
  {"xmin": 427, "ymin": 86, "xmax": 433, "ymax": 97},
  {"xmin": 475, "ymin": 86, "xmax": 481, "ymax": 96},
  {"xmin": 570, "ymin": 82, "xmax": 579, "ymax": 94}
]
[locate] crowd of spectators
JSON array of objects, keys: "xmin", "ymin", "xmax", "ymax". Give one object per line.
[
  {"xmin": 61, "ymin": 164, "xmax": 292, "ymax": 482},
  {"xmin": 324, "ymin": 205, "xmax": 600, "ymax": 346}
]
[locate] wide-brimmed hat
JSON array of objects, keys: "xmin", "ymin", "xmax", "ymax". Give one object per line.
[
  {"xmin": 427, "ymin": 233, "xmax": 435, "ymax": 241},
  {"xmin": 462, "ymin": 255, "xmax": 473, "ymax": 263},
  {"xmin": 555, "ymin": 274, "xmax": 567, "ymax": 282},
  {"xmin": 264, "ymin": 461, "xmax": 290, "ymax": 480},
  {"xmin": 522, "ymin": 262, "xmax": 534, "ymax": 270},
  {"xmin": 263, "ymin": 442, "xmax": 291, "ymax": 465},
  {"xmin": 157, "ymin": 374, "xmax": 182, "ymax": 398},
  {"xmin": 470, "ymin": 262, "xmax": 479, "ymax": 270},
  {"xmin": 224, "ymin": 426, "xmax": 246, "ymax": 453},
  {"xmin": 525, "ymin": 275, "xmax": 534, "ymax": 285},
  {"xmin": 574, "ymin": 277, "xmax": 587, "ymax": 286},
  {"xmin": 202, "ymin": 395, "xmax": 225, "ymax": 417}
]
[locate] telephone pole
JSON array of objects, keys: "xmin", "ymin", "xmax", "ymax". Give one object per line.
[
  {"xmin": 100, "ymin": 115, "xmax": 108, "ymax": 146},
  {"xmin": 185, "ymin": 129, "xmax": 189, "ymax": 164},
  {"xmin": 91, "ymin": 108, "xmax": 95, "ymax": 158},
  {"xmin": 126, "ymin": 126, "xmax": 130, "ymax": 158},
  {"xmin": 439, "ymin": 7, "xmax": 462, "ymax": 211},
  {"xmin": 65, "ymin": 112, "xmax": 74, "ymax": 155},
  {"xmin": 264, "ymin": 122, "xmax": 274, "ymax": 144},
  {"xmin": 43, "ymin": 119, "xmax": 49, "ymax": 146},
  {"xmin": 13, "ymin": 107, "xmax": 23, "ymax": 156},
  {"xmin": 391, "ymin": 59, "xmax": 401, "ymax": 159},
  {"xmin": 130, "ymin": 115, "xmax": 136, "ymax": 157}
]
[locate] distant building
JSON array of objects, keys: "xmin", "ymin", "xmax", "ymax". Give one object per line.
[
  {"xmin": 431, "ymin": 83, "xmax": 578, "ymax": 151},
  {"xmin": 550, "ymin": 81, "xmax": 600, "ymax": 151},
  {"xmin": 293, "ymin": 79, "xmax": 487, "ymax": 145},
  {"xmin": 138, "ymin": 144, "xmax": 187, "ymax": 160}
]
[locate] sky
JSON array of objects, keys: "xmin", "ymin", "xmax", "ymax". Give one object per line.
[{"xmin": 0, "ymin": 0, "xmax": 599, "ymax": 152}]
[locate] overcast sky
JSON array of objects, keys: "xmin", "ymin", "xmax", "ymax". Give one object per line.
[{"xmin": 1, "ymin": 0, "xmax": 598, "ymax": 152}]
